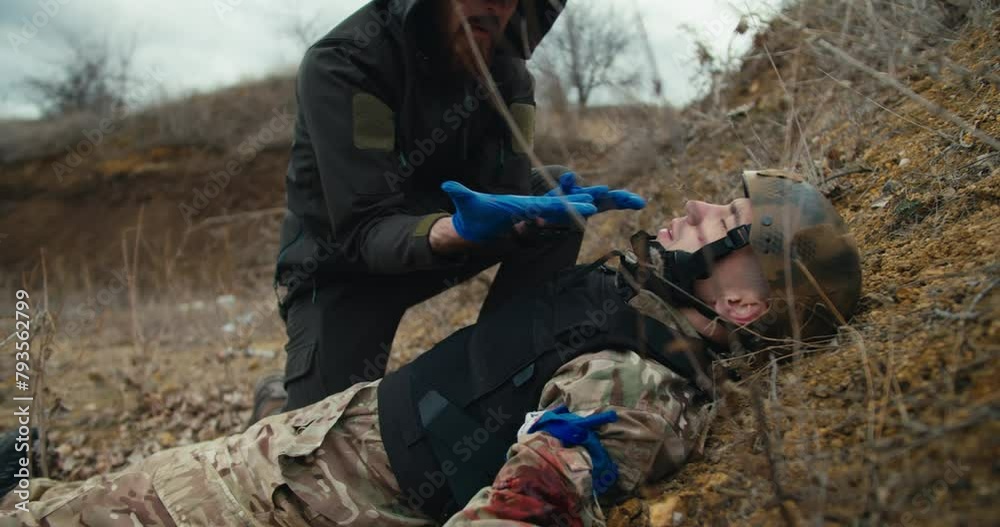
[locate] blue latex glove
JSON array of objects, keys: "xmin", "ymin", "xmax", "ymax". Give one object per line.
[
  {"xmin": 545, "ymin": 172, "xmax": 646, "ymax": 212},
  {"xmin": 442, "ymin": 181, "xmax": 598, "ymax": 242},
  {"xmin": 528, "ymin": 405, "xmax": 620, "ymax": 495}
]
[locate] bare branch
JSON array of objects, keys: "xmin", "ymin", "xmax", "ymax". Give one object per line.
[
  {"xmin": 532, "ymin": 0, "xmax": 639, "ymax": 111},
  {"xmin": 21, "ymin": 31, "xmax": 141, "ymax": 117}
]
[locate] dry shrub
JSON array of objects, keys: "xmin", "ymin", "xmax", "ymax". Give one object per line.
[
  {"xmin": 1, "ymin": 74, "xmax": 296, "ymax": 165},
  {"xmin": 536, "ymin": 103, "xmax": 687, "ymax": 187},
  {"xmin": 0, "ymin": 112, "xmax": 105, "ymax": 164},
  {"xmin": 143, "ymin": 74, "xmax": 296, "ymax": 151}
]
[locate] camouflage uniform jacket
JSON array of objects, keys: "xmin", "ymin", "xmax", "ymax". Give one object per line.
[{"xmin": 0, "ymin": 288, "xmax": 712, "ymax": 526}]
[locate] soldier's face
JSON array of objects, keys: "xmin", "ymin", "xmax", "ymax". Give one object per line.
[
  {"xmin": 659, "ymin": 198, "xmax": 770, "ymax": 325},
  {"xmin": 656, "ymin": 199, "xmax": 752, "ymax": 253},
  {"xmin": 439, "ymin": 0, "xmax": 519, "ymax": 75},
  {"xmin": 693, "ymin": 247, "xmax": 770, "ymax": 325}
]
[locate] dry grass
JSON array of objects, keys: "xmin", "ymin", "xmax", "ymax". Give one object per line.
[{"xmin": 0, "ymin": 74, "xmax": 295, "ymax": 165}]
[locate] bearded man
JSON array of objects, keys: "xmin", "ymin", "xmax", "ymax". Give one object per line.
[{"xmin": 261, "ymin": 0, "xmax": 644, "ymax": 419}]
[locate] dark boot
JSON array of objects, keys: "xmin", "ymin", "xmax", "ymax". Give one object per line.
[{"xmin": 247, "ymin": 373, "xmax": 288, "ymax": 429}]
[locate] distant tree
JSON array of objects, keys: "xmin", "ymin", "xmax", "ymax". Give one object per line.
[
  {"xmin": 532, "ymin": 0, "xmax": 639, "ymax": 111},
  {"xmin": 269, "ymin": 2, "xmax": 330, "ymax": 58},
  {"xmin": 534, "ymin": 68, "xmax": 571, "ymax": 115},
  {"xmin": 23, "ymin": 32, "xmax": 139, "ymax": 118},
  {"xmin": 281, "ymin": 11, "xmax": 326, "ymax": 51}
]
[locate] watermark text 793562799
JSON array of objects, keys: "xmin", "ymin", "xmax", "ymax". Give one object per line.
[{"xmin": 10, "ymin": 290, "xmax": 34, "ymax": 509}]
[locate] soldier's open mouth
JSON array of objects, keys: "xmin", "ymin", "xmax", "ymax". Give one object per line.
[
  {"xmin": 466, "ymin": 15, "xmax": 500, "ymax": 39},
  {"xmin": 470, "ymin": 25, "xmax": 492, "ymax": 39},
  {"xmin": 725, "ymin": 303, "xmax": 768, "ymax": 325}
]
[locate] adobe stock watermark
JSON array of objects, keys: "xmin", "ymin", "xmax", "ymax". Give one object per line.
[
  {"xmin": 695, "ymin": 11, "xmax": 763, "ymax": 41},
  {"xmin": 399, "ymin": 402, "xmax": 513, "ymax": 515},
  {"xmin": 891, "ymin": 459, "xmax": 971, "ymax": 527},
  {"xmin": 554, "ymin": 297, "xmax": 623, "ymax": 361},
  {"xmin": 274, "ymin": 232, "xmax": 347, "ymax": 300},
  {"xmin": 6, "ymin": 0, "xmax": 74, "ymax": 53},
  {"xmin": 49, "ymin": 65, "xmax": 168, "ymax": 182},
  {"xmin": 348, "ymin": 342, "xmax": 393, "ymax": 386},
  {"xmin": 178, "ymin": 106, "xmax": 293, "ymax": 225},
  {"xmin": 219, "ymin": 296, "xmax": 281, "ymax": 352},
  {"xmin": 385, "ymin": 80, "xmax": 494, "ymax": 192},
  {"xmin": 213, "ymin": 0, "xmax": 405, "ymax": 36}
]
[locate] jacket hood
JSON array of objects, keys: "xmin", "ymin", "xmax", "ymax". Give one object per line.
[{"xmin": 392, "ymin": 0, "xmax": 566, "ymax": 59}]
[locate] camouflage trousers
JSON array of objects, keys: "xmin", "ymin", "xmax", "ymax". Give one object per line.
[{"xmin": 0, "ymin": 381, "xmax": 436, "ymax": 527}]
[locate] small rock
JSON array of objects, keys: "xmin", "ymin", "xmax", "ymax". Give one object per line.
[
  {"xmin": 216, "ymin": 294, "xmax": 237, "ymax": 307},
  {"xmin": 158, "ymin": 431, "xmax": 177, "ymax": 448},
  {"xmin": 882, "ymin": 180, "xmax": 900, "ymax": 194},
  {"xmin": 650, "ymin": 496, "xmax": 682, "ymax": 526},
  {"xmin": 246, "ymin": 348, "xmax": 276, "ymax": 359},
  {"xmin": 899, "ymin": 158, "xmax": 911, "ymax": 167},
  {"xmin": 607, "ymin": 497, "xmax": 648, "ymax": 527}
]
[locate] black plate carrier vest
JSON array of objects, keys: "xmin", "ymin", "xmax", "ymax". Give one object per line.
[{"xmin": 377, "ymin": 263, "xmax": 709, "ymax": 521}]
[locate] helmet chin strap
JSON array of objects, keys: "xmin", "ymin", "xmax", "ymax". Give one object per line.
[{"xmin": 626, "ymin": 225, "xmax": 752, "ymax": 322}]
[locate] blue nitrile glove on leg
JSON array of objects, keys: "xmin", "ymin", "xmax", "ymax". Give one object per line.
[
  {"xmin": 545, "ymin": 172, "xmax": 647, "ymax": 212},
  {"xmin": 442, "ymin": 181, "xmax": 598, "ymax": 243},
  {"xmin": 527, "ymin": 405, "xmax": 620, "ymax": 495}
]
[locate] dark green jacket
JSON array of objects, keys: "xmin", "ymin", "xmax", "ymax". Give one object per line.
[{"xmin": 276, "ymin": 0, "xmax": 565, "ymax": 286}]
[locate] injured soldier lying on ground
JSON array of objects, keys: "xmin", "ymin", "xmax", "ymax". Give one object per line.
[{"xmin": 0, "ymin": 170, "xmax": 862, "ymax": 526}]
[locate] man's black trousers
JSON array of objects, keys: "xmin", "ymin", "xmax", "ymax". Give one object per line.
[{"xmin": 277, "ymin": 166, "xmax": 583, "ymax": 411}]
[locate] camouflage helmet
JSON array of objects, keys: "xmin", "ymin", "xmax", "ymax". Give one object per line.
[{"xmin": 741, "ymin": 169, "xmax": 863, "ymax": 342}]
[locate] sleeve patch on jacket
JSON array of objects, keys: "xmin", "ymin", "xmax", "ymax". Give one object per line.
[
  {"xmin": 413, "ymin": 212, "xmax": 450, "ymax": 237},
  {"xmin": 353, "ymin": 93, "xmax": 395, "ymax": 151},
  {"xmin": 510, "ymin": 103, "xmax": 536, "ymax": 154}
]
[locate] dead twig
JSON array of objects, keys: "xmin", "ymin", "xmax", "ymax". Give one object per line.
[
  {"xmin": 932, "ymin": 308, "xmax": 980, "ymax": 321},
  {"xmin": 122, "ymin": 206, "xmax": 146, "ymax": 364},
  {"xmin": 818, "ymin": 68, "xmax": 959, "ymax": 144},
  {"xmin": 35, "ymin": 249, "xmax": 51, "ymax": 478},
  {"xmin": 941, "ymin": 56, "xmax": 1000, "ymax": 92},
  {"xmin": 760, "ymin": 40, "xmax": 817, "ymax": 179},
  {"xmin": 189, "ymin": 207, "xmax": 285, "ymax": 233},
  {"xmin": 811, "ymin": 38, "xmax": 1000, "ymax": 151},
  {"xmin": 750, "ymin": 385, "xmax": 801, "ymax": 527},
  {"xmin": 455, "ymin": 0, "xmax": 589, "ymax": 231},
  {"xmin": 827, "ymin": 163, "xmax": 874, "ymax": 181},
  {"xmin": 951, "ymin": 278, "xmax": 998, "ymax": 360},
  {"xmin": 874, "ymin": 402, "xmax": 999, "ymax": 458}
]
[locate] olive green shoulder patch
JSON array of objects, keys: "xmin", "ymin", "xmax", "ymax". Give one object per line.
[
  {"xmin": 413, "ymin": 212, "xmax": 450, "ymax": 237},
  {"xmin": 510, "ymin": 103, "xmax": 536, "ymax": 154},
  {"xmin": 353, "ymin": 93, "xmax": 395, "ymax": 151}
]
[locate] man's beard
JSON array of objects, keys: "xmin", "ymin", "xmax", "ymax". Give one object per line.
[
  {"xmin": 446, "ymin": 15, "xmax": 501, "ymax": 79},
  {"xmin": 449, "ymin": 34, "xmax": 493, "ymax": 78}
]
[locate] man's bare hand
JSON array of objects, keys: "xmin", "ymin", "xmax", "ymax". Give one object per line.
[
  {"xmin": 514, "ymin": 217, "xmax": 547, "ymax": 236},
  {"xmin": 429, "ymin": 216, "xmax": 477, "ymax": 255}
]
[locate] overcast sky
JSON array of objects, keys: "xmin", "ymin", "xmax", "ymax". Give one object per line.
[{"xmin": 1, "ymin": 0, "xmax": 782, "ymax": 119}]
